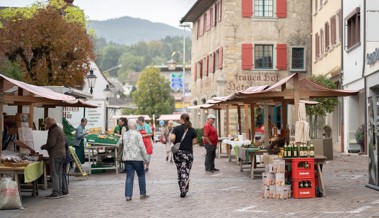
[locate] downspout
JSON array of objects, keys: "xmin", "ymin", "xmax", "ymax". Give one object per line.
[
  {"xmin": 340, "ymin": 0, "xmax": 345, "ymax": 153},
  {"xmin": 362, "ymin": 0, "xmax": 367, "ymax": 155}
]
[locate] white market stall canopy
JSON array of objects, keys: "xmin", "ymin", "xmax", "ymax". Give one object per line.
[{"xmin": 157, "ymin": 114, "xmax": 181, "ymax": 121}]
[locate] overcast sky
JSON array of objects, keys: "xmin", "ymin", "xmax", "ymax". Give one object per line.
[{"xmin": 0, "ymin": 0, "xmax": 196, "ymax": 27}]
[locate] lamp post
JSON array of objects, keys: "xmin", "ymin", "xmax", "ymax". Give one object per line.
[
  {"xmin": 180, "ymin": 24, "xmax": 190, "ymax": 112},
  {"xmin": 86, "ymin": 69, "xmax": 97, "ymax": 95},
  {"xmin": 103, "ymin": 84, "xmax": 112, "ymax": 131}
]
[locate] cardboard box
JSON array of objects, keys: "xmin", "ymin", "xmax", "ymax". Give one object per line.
[
  {"xmin": 265, "ymin": 164, "xmax": 274, "ymax": 173},
  {"xmin": 263, "ymin": 154, "xmax": 280, "ymax": 165},
  {"xmin": 269, "ymin": 185, "xmax": 276, "ymax": 199},
  {"xmin": 262, "ymin": 173, "xmax": 275, "ymax": 186},
  {"xmin": 273, "ymin": 159, "xmax": 285, "ymax": 173},
  {"xmin": 275, "ymin": 173, "xmax": 285, "ymax": 186}
]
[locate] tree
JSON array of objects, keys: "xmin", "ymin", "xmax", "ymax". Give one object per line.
[
  {"xmin": 306, "ymin": 74, "xmax": 338, "ymax": 138},
  {"xmin": 132, "ymin": 67, "xmax": 174, "ymax": 117},
  {"xmin": 0, "ymin": 1, "xmax": 94, "ymax": 87}
]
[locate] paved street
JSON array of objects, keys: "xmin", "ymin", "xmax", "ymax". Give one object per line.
[{"xmin": 2, "ymin": 143, "xmax": 379, "ymax": 218}]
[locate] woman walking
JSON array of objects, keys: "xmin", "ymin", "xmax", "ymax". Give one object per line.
[
  {"xmin": 170, "ymin": 113, "xmax": 197, "ymax": 198},
  {"xmin": 162, "ymin": 120, "xmax": 174, "ymax": 163},
  {"xmin": 116, "ymin": 119, "xmax": 149, "ymax": 201},
  {"xmin": 137, "ymin": 116, "xmax": 153, "ymax": 172}
]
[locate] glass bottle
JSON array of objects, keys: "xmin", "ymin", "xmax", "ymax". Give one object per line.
[{"xmin": 310, "ymin": 141, "xmax": 315, "ymax": 157}]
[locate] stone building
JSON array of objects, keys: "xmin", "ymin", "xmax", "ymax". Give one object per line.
[{"xmin": 181, "ymin": 0, "xmax": 312, "ymax": 136}]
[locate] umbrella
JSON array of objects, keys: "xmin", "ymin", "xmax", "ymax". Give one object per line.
[{"xmin": 295, "ymin": 102, "xmax": 310, "ymax": 143}]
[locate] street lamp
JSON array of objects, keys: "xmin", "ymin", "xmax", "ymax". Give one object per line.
[
  {"xmin": 103, "ymin": 85, "xmax": 112, "ymax": 101},
  {"xmin": 86, "ymin": 69, "xmax": 97, "ymax": 94}
]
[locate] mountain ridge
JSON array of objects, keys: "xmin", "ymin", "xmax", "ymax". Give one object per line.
[{"xmin": 88, "ymin": 16, "xmax": 191, "ymax": 45}]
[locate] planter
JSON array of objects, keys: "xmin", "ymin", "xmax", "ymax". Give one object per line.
[{"xmin": 313, "ymin": 138, "xmax": 333, "ymax": 160}]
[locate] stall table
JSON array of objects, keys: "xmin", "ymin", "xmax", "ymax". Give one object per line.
[
  {"xmin": 238, "ymin": 147, "xmax": 268, "ymax": 179},
  {"xmin": 283, "ymin": 155, "xmax": 327, "ymax": 197},
  {"xmin": 0, "ymin": 161, "xmax": 44, "ymax": 198},
  {"xmin": 221, "ymin": 139, "xmax": 252, "ymax": 164},
  {"xmin": 86, "ymin": 142, "xmax": 119, "ymax": 175}
]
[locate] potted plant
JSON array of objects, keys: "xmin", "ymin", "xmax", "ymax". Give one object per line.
[{"xmin": 355, "ymin": 124, "xmax": 365, "ymax": 152}]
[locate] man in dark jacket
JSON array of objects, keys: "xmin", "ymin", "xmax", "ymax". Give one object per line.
[{"xmin": 41, "ymin": 117, "xmax": 66, "ymax": 199}]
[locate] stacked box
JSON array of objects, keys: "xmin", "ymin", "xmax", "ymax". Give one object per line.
[{"xmin": 261, "ymin": 158, "xmax": 289, "ymax": 200}]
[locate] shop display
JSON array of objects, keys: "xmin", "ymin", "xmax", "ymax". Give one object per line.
[
  {"xmin": 0, "ymin": 151, "xmax": 41, "ymax": 167},
  {"xmin": 86, "ymin": 134, "xmax": 119, "ymax": 145},
  {"xmin": 292, "ymin": 158, "xmax": 316, "ymax": 199},
  {"xmin": 261, "ymin": 158, "xmax": 290, "ymax": 200}
]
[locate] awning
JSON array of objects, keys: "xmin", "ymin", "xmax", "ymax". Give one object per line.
[
  {"xmin": 1, "ymin": 74, "xmax": 97, "ymax": 108},
  {"xmin": 113, "ymin": 115, "xmax": 152, "ymax": 121},
  {"xmin": 158, "ymin": 114, "xmax": 181, "ymax": 121}
]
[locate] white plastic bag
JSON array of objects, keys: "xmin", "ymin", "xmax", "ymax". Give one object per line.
[{"xmin": 0, "ymin": 177, "xmax": 22, "ymax": 209}]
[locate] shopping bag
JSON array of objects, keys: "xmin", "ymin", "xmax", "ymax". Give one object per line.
[{"xmin": 0, "ymin": 177, "xmax": 22, "ymax": 209}]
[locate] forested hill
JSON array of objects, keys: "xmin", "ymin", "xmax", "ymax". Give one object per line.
[{"xmin": 88, "ymin": 16, "xmax": 191, "ymax": 45}]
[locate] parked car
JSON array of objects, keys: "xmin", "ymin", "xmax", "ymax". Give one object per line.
[{"xmin": 154, "ymin": 131, "xmax": 162, "ymax": 143}]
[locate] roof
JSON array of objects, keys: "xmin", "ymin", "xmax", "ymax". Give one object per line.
[
  {"xmin": 1, "ymin": 74, "xmax": 97, "ymax": 108},
  {"xmin": 157, "ymin": 114, "xmax": 181, "ymax": 121},
  {"xmin": 181, "ymin": 0, "xmax": 216, "ymax": 23}
]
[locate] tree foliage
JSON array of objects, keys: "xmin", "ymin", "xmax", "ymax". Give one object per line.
[
  {"xmin": 93, "ymin": 36, "xmax": 192, "ymax": 83},
  {"xmin": 0, "ymin": 0, "xmax": 94, "ymax": 87},
  {"xmin": 132, "ymin": 67, "xmax": 174, "ymax": 117},
  {"xmin": 306, "ymin": 74, "xmax": 338, "ymax": 117}
]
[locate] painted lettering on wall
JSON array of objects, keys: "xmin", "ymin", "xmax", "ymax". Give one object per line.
[
  {"xmin": 367, "ymin": 48, "xmax": 379, "ymax": 65},
  {"xmin": 227, "ymin": 72, "xmax": 280, "ymax": 91}
]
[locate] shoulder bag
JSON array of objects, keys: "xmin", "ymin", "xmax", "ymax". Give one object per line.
[{"xmin": 171, "ymin": 129, "xmax": 188, "ymax": 154}]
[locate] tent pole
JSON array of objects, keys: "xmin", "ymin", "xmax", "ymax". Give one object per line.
[
  {"xmin": 0, "ymin": 78, "xmax": 3, "ymax": 157},
  {"xmin": 264, "ymin": 103, "xmax": 269, "ymax": 146},
  {"xmin": 237, "ymin": 105, "xmax": 242, "ymax": 134},
  {"xmin": 226, "ymin": 104, "xmax": 230, "ymax": 137},
  {"xmin": 251, "ymin": 103, "xmax": 255, "ymax": 141},
  {"xmin": 17, "ymin": 88, "xmax": 23, "ymax": 114},
  {"xmin": 244, "ymin": 104, "xmax": 249, "ymax": 140},
  {"xmin": 293, "ymin": 73, "xmax": 300, "ymax": 122},
  {"xmin": 217, "ymin": 109, "xmax": 221, "ymax": 136}
]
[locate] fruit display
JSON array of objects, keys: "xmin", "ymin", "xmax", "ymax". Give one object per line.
[{"xmin": 86, "ymin": 134, "xmax": 119, "ymax": 145}]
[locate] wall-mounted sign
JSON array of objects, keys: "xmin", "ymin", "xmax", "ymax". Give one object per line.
[{"xmin": 367, "ymin": 48, "xmax": 379, "ymax": 65}]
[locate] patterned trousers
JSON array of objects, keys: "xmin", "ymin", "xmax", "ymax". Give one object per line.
[{"xmin": 174, "ymin": 150, "xmax": 193, "ymax": 193}]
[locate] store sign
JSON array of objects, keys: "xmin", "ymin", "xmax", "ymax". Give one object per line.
[
  {"xmin": 170, "ymin": 73, "xmax": 183, "ymax": 90},
  {"xmin": 227, "ymin": 72, "xmax": 280, "ymax": 91},
  {"xmin": 367, "ymin": 48, "xmax": 379, "ymax": 65}
]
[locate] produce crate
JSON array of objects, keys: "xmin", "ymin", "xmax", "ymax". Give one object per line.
[
  {"xmin": 292, "ymin": 158, "xmax": 315, "ymax": 179},
  {"xmin": 292, "ymin": 178, "xmax": 315, "ymax": 199}
]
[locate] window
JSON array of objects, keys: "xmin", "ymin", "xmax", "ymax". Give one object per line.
[
  {"xmin": 203, "ymin": 13, "xmax": 207, "ymax": 33},
  {"xmin": 325, "ymin": 22, "xmax": 330, "ymax": 51},
  {"xmin": 254, "ymin": 0, "xmax": 274, "ymax": 17},
  {"xmin": 346, "ymin": 8, "xmax": 360, "ymax": 49},
  {"xmin": 291, "ymin": 47, "xmax": 305, "ymax": 71},
  {"xmin": 320, "ymin": 29, "xmax": 324, "ymax": 55},
  {"xmin": 314, "ymin": 0, "xmax": 318, "ymax": 13},
  {"xmin": 255, "ymin": 45, "xmax": 273, "ymax": 69},
  {"xmin": 315, "ymin": 33, "xmax": 320, "ymax": 59}
]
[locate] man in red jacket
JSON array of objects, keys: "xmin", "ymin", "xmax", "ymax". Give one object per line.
[{"xmin": 203, "ymin": 114, "xmax": 219, "ymax": 172}]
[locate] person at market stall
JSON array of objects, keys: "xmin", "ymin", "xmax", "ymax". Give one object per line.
[
  {"xmin": 162, "ymin": 120, "xmax": 174, "ymax": 163},
  {"xmin": 116, "ymin": 117, "xmax": 129, "ymax": 172},
  {"xmin": 2, "ymin": 121, "xmax": 36, "ymax": 154},
  {"xmin": 203, "ymin": 114, "xmax": 219, "ymax": 173},
  {"xmin": 73, "ymin": 118, "xmax": 88, "ymax": 166},
  {"xmin": 116, "ymin": 119, "xmax": 149, "ymax": 201},
  {"xmin": 113, "ymin": 118, "xmax": 121, "ymax": 134},
  {"xmin": 57, "ymin": 123, "xmax": 73, "ymax": 197},
  {"xmin": 41, "ymin": 117, "xmax": 66, "ymax": 199},
  {"xmin": 170, "ymin": 113, "xmax": 197, "ymax": 198},
  {"xmin": 137, "ymin": 116, "xmax": 153, "ymax": 172}
]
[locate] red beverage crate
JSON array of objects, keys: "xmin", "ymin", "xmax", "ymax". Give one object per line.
[
  {"xmin": 292, "ymin": 158, "xmax": 315, "ymax": 179},
  {"xmin": 292, "ymin": 178, "xmax": 315, "ymax": 199}
]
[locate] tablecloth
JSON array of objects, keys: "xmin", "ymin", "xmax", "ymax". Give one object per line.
[
  {"xmin": 222, "ymin": 140, "xmax": 252, "ymax": 158},
  {"xmin": 24, "ymin": 161, "xmax": 43, "ymax": 183}
]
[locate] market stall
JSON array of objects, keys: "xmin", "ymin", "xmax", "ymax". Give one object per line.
[
  {"xmin": 85, "ymin": 134, "xmax": 120, "ymax": 174},
  {"xmin": 0, "ymin": 74, "xmax": 97, "ymax": 202},
  {"xmin": 196, "ymin": 73, "xmax": 358, "ymax": 198}
]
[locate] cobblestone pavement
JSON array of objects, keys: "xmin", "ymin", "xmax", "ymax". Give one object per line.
[{"xmin": 2, "ymin": 143, "xmax": 379, "ymax": 218}]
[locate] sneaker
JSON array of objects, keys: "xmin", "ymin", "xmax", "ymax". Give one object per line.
[
  {"xmin": 211, "ymin": 168, "xmax": 220, "ymax": 172},
  {"xmin": 180, "ymin": 192, "xmax": 186, "ymax": 198},
  {"xmin": 62, "ymin": 192, "xmax": 69, "ymax": 197},
  {"xmin": 126, "ymin": 197, "xmax": 132, "ymax": 201},
  {"xmin": 205, "ymin": 169, "xmax": 214, "ymax": 173},
  {"xmin": 45, "ymin": 194, "xmax": 61, "ymax": 199},
  {"xmin": 140, "ymin": 194, "xmax": 150, "ymax": 200},
  {"xmin": 166, "ymin": 156, "xmax": 169, "ymax": 161},
  {"xmin": 145, "ymin": 168, "xmax": 149, "ymax": 172}
]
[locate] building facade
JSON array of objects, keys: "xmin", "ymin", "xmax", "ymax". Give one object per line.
[
  {"xmin": 312, "ymin": 0, "xmax": 343, "ymax": 151},
  {"xmin": 182, "ymin": 0, "xmax": 312, "ymax": 133}
]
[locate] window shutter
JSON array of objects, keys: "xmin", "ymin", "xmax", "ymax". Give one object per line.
[
  {"xmin": 276, "ymin": 44, "xmax": 287, "ymax": 70},
  {"xmin": 205, "ymin": 56, "xmax": 209, "ymax": 76},
  {"xmin": 218, "ymin": 0, "xmax": 222, "ymax": 22},
  {"xmin": 325, "ymin": 22, "xmax": 329, "ymax": 51},
  {"xmin": 206, "ymin": 10, "xmax": 211, "ymax": 31},
  {"xmin": 315, "ymin": 33, "xmax": 319, "ymax": 59},
  {"xmin": 199, "ymin": 60, "xmax": 203, "ymax": 79},
  {"xmin": 199, "ymin": 15, "xmax": 204, "ymax": 36},
  {"xmin": 194, "ymin": 62, "xmax": 197, "ymax": 81},
  {"xmin": 331, "ymin": 16, "xmax": 336, "ymax": 45},
  {"xmin": 242, "ymin": 0, "xmax": 253, "ymax": 17},
  {"xmin": 209, "ymin": 54, "xmax": 213, "ymax": 74},
  {"xmin": 241, "ymin": 43, "xmax": 253, "ymax": 70},
  {"xmin": 218, "ymin": 47, "xmax": 223, "ymax": 69},
  {"xmin": 276, "ymin": 0, "xmax": 287, "ymax": 18}
]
